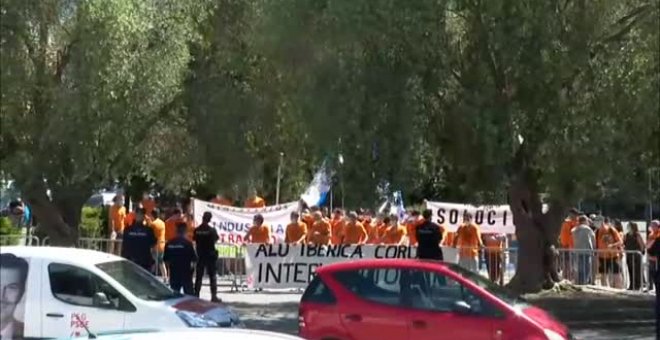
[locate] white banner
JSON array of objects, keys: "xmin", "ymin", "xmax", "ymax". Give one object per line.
[
  {"xmin": 244, "ymin": 244, "xmax": 459, "ymax": 289},
  {"xmin": 192, "ymin": 199, "xmax": 298, "ymax": 244},
  {"xmin": 425, "ymin": 201, "xmax": 515, "ymax": 234}
]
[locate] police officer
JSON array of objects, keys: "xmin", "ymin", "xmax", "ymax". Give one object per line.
[
  {"xmin": 121, "ymin": 208, "xmax": 157, "ymax": 271},
  {"xmin": 193, "ymin": 211, "xmax": 221, "ymax": 302},
  {"xmin": 164, "ymin": 222, "xmax": 197, "ymax": 295},
  {"xmin": 416, "ymin": 209, "xmax": 444, "ymax": 261}
]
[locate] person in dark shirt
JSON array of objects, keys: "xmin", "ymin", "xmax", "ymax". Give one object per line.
[
  {"xmin": 193, "ymin": 211, "xmax": 221, "ymax": 302},
  {"xmin": 164, "ymin": 223, "xmax": 197, "ymax": 295},
  {"xmin": 121, "ymin": 208, "xmax": 157, "ymax": 271},
  {"xmin": 416, "ymin": 209, "xmax": 444, "ymax": 261},
  {"xmin": 647, "ymin": 231, "xmax": 660, "ymax": 339}
]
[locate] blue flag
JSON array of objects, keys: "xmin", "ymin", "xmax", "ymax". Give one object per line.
[{"xmin": 300, "ymin": 160, "xmax": 333, "ymax": 207}]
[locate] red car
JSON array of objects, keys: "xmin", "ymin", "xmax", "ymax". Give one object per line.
[{"xmin": 298, "ymin": 259, "xmax": 572, "ymax": 340}]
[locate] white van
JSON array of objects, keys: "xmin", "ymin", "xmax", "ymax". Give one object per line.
[{"xmin": 0, "ymin": 246, "xmax": 242, "ymax": 339}]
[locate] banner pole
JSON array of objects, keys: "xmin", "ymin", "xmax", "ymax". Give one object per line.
[{"xmin": 276, "ymin": 152, "xmax": 284, "ymax": 205}]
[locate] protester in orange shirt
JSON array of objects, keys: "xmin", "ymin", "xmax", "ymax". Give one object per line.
[
  {"xmin": 285, "ymin": 211, "xmax": 308, "ymax": 244},
  {"xmin": 108, "ymin": 195, "xmax": 126, "ymax": 255},
  {"xmin": 244, "ymin": 189, "xmax": 266, "ymax": 208},
  {"xmin": 442, "ymin": 232, "xmax": 456, "ymax": 247},
  {"xmin": 245, "ymin": 214, "xmax": 272, "ymax": 244},
  {"xmin": 165, "ymin": 209, "xmax": 185, "ymax": 242},
  {"xmin": 141, "ymin": 193, "xmax": 156, "ymax": 217},
  {"xmin": 149, "ymin": 208, "xmax": 168, "ymax": 280},
  {"xmin": 596, "ymin": 217, "xmax": 623, "ymax": 288},
  {"xmin": 365, "ymin": 215, "xmax": 383, "ymax": 244},
  {"xmin": 382, "ymin": 215, "xmax": 407, "ymax": 245},
  {"xmin": 124, "ymin": 202, "xmax": 144, "ymax": 227},
  {"xmin": 330, "ymin": 209, "xmax": 345, "ymax": 244},
  {"xmin": 453, "ymin": 213, "xmax": 483, "ymax": 272},
  {"xmin": 302, "ymin": 207, "xmax": 318, "ymax": 230},
  {"xmin": 406, "ymin": 211, "xmax": 423, "ymax": 246},
  {"xmin": 340, "ymin": 212, "xmax": 368, "ymax": 244},
  {"xmin": 309, "ymin": 212, "xmax": 332, "ymax": 245},
  {"xmin": 211, "ymin": 193, "xmax": 232, "ymax": 206},
  {"xmin": 483, "ymin": 233, "xmax": 507, "ymax": 283},
  {"xmin": 559, "ymin": 208, "xmax": 580, "ymax": 248}
]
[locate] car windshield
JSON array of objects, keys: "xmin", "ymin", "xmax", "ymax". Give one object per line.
[
  {"xmin": 96, "ymin": 260, "xmax": 182, "ymax": 301},
  {"xmin": 447, "ymin": 263, "xmax": 523, "ymax": 305}
]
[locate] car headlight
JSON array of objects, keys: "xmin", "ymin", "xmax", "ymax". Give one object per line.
[
  {"xmin": 544, "ymin": 329, "xmax": 567, "ymax": 340},
  {"xmin": 176, "ymin": 310, "xmax": 220, "ymax": 328}
]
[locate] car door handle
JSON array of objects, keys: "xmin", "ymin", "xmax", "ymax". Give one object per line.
[
  {"xmin": 344, "ymin": 314, "xmax": 362, "ymax": 322},
  {"xmin": 46, "ymin": 313, "xmax": 64, "ymax": 318},
  {"xmin": 412, "ymin": 320, "xmax": 427, "ymax": 329}
]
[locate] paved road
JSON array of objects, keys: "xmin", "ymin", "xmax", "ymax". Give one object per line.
[{"xmin": 202, "ymin": 286, "xmax": 657, "ymax": 339}]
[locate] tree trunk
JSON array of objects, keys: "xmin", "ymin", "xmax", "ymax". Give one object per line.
[
  {"xmin": 22, "ymin": 181, "xmax": 88, "ymax": 247},
  {"xmin": 506, "ymin": 159, "xmax": 566, "ymax": 294}
]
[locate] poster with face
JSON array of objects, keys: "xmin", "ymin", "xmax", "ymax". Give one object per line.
[{"xmin": 0, "ymin": 253, "xmax": 28, "ymax": 340}]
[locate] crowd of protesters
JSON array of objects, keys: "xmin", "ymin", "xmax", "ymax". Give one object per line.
[{"xmin": 101, "ymin": 190, "xmax": 659, "ymax": 304}]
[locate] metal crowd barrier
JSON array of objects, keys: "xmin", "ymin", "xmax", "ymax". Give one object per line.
[
  {"xmin": 216, "ymin": 243, "xmax": 247, "ymax": 291},
  {"xmin": 0, "ymin": 234, "xmax": 40, "ymax": 246},
  {"xmin": 556, "ymin": 248, "xmax": 647, "ymax": 290}
]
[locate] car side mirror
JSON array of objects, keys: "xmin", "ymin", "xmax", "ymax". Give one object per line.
[
  {"xmin": 93, "ymin": 292, "xmax": 114, "ymax": 309},
  {"xmin": 452, "ymin": 300, "xmax": 472, "ymax": 314}
]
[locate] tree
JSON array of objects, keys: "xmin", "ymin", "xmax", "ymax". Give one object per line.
[
  {"xmin": 254, "ymin": 0, "xmax": 658, "ymax": 292},
  {"xmin": 431, "ymin": 0, "xmax": 659, "ymax": 292},
  {"xmin": 0, "ymin": 0, "xmax": 205, "ymax": 245}
]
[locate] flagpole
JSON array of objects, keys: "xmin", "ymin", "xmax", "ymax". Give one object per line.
[{"xmin": 276, "ymin": 152, "xmax": 284, "ymax": 205}]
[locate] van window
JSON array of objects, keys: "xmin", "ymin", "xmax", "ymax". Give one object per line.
[
  {"xmin": 301, "ymin": 276, "xmax": 336, "ymax": 304},
  {"xmin": 96, "ymin": 260, "xmax": 179, "ymax": 301},
  {"xmin": 48, "ymin": 263, "xmax": 128, "ymax": 310}
]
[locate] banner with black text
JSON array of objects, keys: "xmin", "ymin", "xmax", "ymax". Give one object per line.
[
  {"xmin": 192, "ymin": 199, "xmax": 298, "ymax": 244},
  {"xmin": 425, "ymin": 201, "xmax": 514, "ymax": 234},
  {"xmin": 244, "ymin": 244, "xmax": 459, "ymax": 289}
]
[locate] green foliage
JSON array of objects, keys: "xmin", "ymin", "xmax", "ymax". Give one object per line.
[
  {"xmin": 0, "ymin": 216, "xmax": 22, "ymax": 245},
  {"xmin": 80, "ymin": 206, "xmax": 103, "ymax": 238}
]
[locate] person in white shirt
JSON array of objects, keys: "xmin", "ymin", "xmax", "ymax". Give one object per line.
[{"xmin": 571, "ymin": 215, "xmax": 596, "ymax": 285}]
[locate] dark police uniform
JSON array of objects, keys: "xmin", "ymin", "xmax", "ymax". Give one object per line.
[
  {"xmin": 121, "ymin": 222, "xmax": 157, "ymax": 271},
  {"xmin": 193, "ymin": 223, "xmax": 219, "ymax": 299},
  {"xmin": 164, "ymin": 235, "xmax": 197, "ymax": 295},
  {"xmin": 416, "ymin": 220, "xmax": 444, "ymax": 261}
]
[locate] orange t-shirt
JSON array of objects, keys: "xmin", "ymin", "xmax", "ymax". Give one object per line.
[
  {"xmin": 559, "ymin": 218, "xmax": 578, "ymax": 248},
  {"xmin": 285, "ymin": 222, "xmax": 308, "ymax": 243},
  {"xmin": 342, "ymin": 222, "xmax": 368, "ymax": 244},
  {"xmin": 124, "ymin": 211, "xmax": 136, "ymax": 227},
  {"xmin": 383, "ymin": 225, "xmax": 407, "ymax": 245},
  {"xmin": 150, "ymin": 218, "xmax": 166, "ymax": 252},
  {"xmin": 164, "ymin": 216, "xmax": 183, "ymax": 241},
  {"xmin": 596, "ymin": 225, "xmax": 622, "ymax": 259},
  {"xmin": 456, "ymin": 223, "xmax": 482, "ymax": 258},
  {"xmin": 142, "ymin": 198, "xmax": 156, "ymax": 216},
  {"xmin": 309, "ymin": 220, "xmax": 332, "ymax": 245},
  {"xmin": 407, "ymin": 219, "xmax": 423, "ymax": 245},
  {"xmin": 211, "ymin": 197, "xmax": 233, "ymax": 206},
  {"xmin": 109, "ymin": 204, "xmax": 126, "ymax": 234},
  {"xmin": 244, "ymin": 196, "xmax": 266, "ymax": 208},
  {"xmin": 365, "ymin": 222, "xmax": 382, "ymax": 244},
  {"xmin": 247, "ymin": 225, "xmax": 272, "ymax": 243},
  {"xmin": 302, "ymin": 214, "xmax": 315, "ymax": 230},
  {"xmin": 483, "ymin": 233, "xmax": 505, "ymax": 253},
  {"xmin": 330, "ymin": 218, "xmax": 345, "ymax": 244},
  {"xmin": 442, "ymin": 231, "xmax": 455, "ymax": 246}
]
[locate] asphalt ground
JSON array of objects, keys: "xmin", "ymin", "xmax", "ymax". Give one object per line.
[{"xmin": 199, "ymin": 282, "xmax": 658, "ymax": 340}]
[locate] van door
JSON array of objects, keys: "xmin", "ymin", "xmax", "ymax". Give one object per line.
[{"xmin": 41, "ymin": 262, "xmax": 131, "ymax": 338}]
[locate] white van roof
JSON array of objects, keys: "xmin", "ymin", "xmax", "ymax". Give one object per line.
[{"xmin": 0, "ymin": 246, "xmax": 122, "ymax": 265}]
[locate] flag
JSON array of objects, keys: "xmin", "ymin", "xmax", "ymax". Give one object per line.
[
  {"xmin": 300, "ymin": 159, "xmax": 333, "ymax": 207},
  {"xmin": 392, "ymin": 191, "xmax": 406, "ymax": 221}
]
